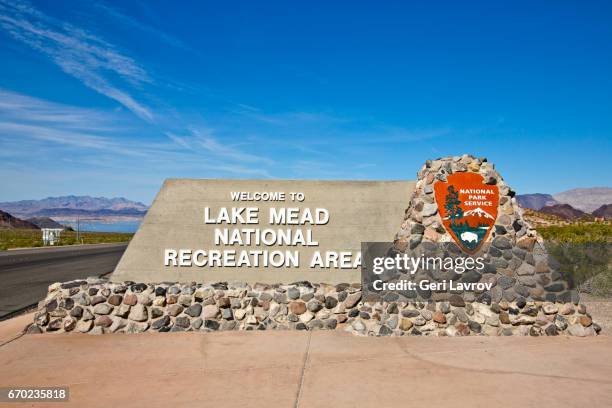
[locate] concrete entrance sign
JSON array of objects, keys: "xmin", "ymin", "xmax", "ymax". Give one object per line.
[
  {"xmin": 112, "ymin": 179, "xmax": 415, "ymax": 283},
  {"xmin": 31, "ymin": 156, "xmax": 600, "ymax": 337}
]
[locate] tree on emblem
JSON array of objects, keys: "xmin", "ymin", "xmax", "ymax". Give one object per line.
[{"xmin": 444, "ymin": 185, "xmax": 463, "ymax": 225}]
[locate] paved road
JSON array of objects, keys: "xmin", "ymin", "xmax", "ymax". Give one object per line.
[{"xmin": 0, "ymin": 243, "xmax": 127, "ymax": 319}]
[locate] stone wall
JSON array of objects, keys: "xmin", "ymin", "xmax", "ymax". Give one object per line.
[
  {"xmin": 27, "ymin": 279, "xmax": 600, "ymax": 337},
  {"xmin": 394, "ymin": 155, "xmax": 576, "ymax": 304}
]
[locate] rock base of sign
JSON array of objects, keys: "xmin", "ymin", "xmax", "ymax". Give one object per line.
[
  {"xmin": 27, "ymin": 279, "xmax": 601, "ymax": 337},
  {"xmin": 394, "ymin": 154, "xmax": 574, "ymax": 303}
]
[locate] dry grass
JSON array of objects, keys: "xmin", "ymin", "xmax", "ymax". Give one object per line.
[{"xmin": 0, "ymin": 228, "xmax": 133, "ymax": 250}]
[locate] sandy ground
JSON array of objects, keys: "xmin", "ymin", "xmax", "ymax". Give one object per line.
[{"xmin": 0, "ymin": 313, "xmax": 611, "ymax": 408}]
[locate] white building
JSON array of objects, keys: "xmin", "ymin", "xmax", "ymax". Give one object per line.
[{"xmin": 42, "ymin": 228, "xmax": 63, "ymax": 245}]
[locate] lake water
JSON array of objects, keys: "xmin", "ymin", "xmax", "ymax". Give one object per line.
[{"xmin": 62, "ymin": 219, "xmax": 142, "ymax": 233}]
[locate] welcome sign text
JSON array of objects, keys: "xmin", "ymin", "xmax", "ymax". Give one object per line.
[{"xmin": 163, "ymin": 191, "xmax": 362, "ymax": 269}]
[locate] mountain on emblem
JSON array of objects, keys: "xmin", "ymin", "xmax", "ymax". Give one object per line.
[
  {"xmin": 462, "ymin": 207, "xmax": 494, "ymax": 220},
  {"xmin": 434, "ymin": 173, "xmax": 499, "ymax": 253}
]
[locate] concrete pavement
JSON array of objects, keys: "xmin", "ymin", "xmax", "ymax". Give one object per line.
[
  {"xmin": 0, "ymin": 243, "xmax": 127, "ymax": 319},
  {"xmin": 0, "ymin": 314, "xmax": 611, "ymax": 408}
]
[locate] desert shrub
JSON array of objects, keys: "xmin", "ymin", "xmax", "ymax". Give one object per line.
[
  {"xmin": 0, "ymin": 229, "xmax": 133, "ymax": 249},
  {"xmin": 537, "ymin": 223, "xmax": 611, "ymax": 244},
  {"xmin": 539, "ymin": 223, "xmax": 611, "ymax": 296}
]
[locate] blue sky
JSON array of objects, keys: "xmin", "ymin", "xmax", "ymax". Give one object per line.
[{"xmin": 0, "ymin": 0, "xmax": 610, "ymax": 204}]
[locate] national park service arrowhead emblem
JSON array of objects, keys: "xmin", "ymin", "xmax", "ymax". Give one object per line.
[{"xmin": 434, "ymin": 172, "xmax": 499, "ymax": 253}]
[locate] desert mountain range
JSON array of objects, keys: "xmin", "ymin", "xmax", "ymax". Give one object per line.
[
  {"xmin": 517, "ymin": 187, "xmax": 611, "ymax": 221},
  {"xmin": 0, "ymin": 196, "xmax": 148, "ymax": 219},
  {"xmin": 1, "ymin": 187, "xmax": 609, "ymax": 231},
  {"xmin": 516, "ymin": 187, "xmax": 612, "ymax": 212}
]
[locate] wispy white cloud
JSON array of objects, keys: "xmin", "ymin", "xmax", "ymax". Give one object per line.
[
  {"xmin": 166, "ymin": 128, "xmax": 274, "ymax": 165},
  {"xmin": 165, "ymin": 132, "xmax": 193, "ymax": 151},
  {"xmin": 0, "ymin": 89, "xmax": 275, "ymax": 179},
  {"xmin": 233, "ymin": 106, "xmax": 349, "ymax": 128},
  {"xmin": 0, "ymin": 89, "xmax": 115, "ymax": 130},
  {"xmin": 94, "ymin": 2, "xmax": 192, "ymax": 53},
  {"xmin": 0, "ymin": 89, "xmax": 159, "ymax": 159},
  {"xmin": 0, "ymin": 121, "xmax": 156, "ymax": 157},
  {"xmin": 0, "ymin": 0, "xmax": 153, "ymax": 120},
  {"xmin": 351, "ymin": 126, "xmax": 451, "ymax": 144},
  {"xmin": 229, "ymin": 103, "xmax": 450, "ymax": 142},
  {"xmin": 200, "ymin": 164, "xmax": 272, "ymax": 178}
]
